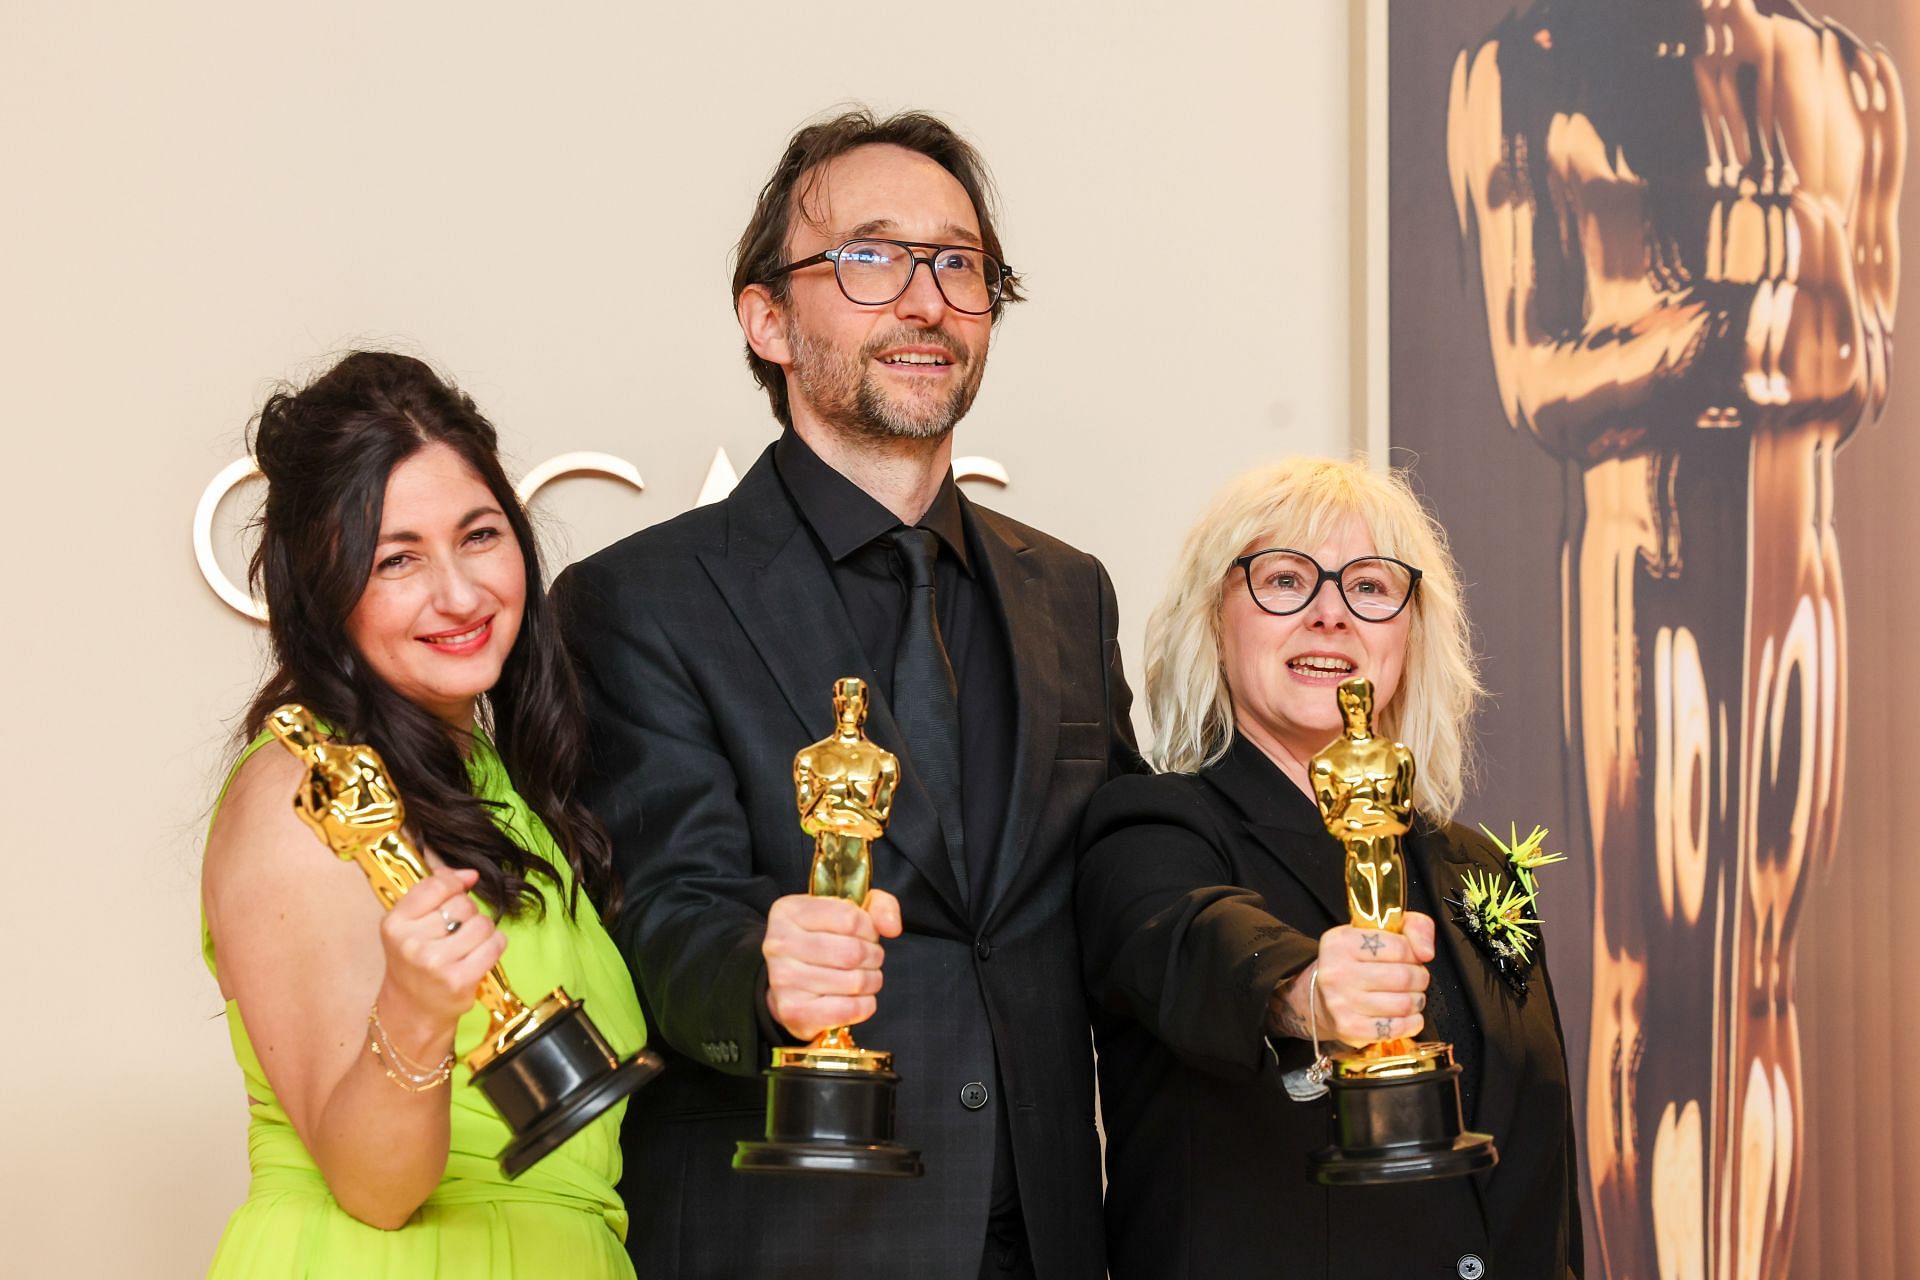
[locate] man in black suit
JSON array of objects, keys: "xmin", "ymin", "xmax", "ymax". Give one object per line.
[{"xmin": 554, "ymin": 109, "xmax": 1138, "ymax": 1280}]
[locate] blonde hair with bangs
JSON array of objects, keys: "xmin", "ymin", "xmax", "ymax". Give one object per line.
[{"xmin": 1144, "ymin": 457, "xmax": 1483, "ymax": 822}]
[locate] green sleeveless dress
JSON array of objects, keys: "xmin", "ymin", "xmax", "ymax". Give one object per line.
[{"xmin": 204, "ymin": 731, "xmax": 646, "ymax": 1278}]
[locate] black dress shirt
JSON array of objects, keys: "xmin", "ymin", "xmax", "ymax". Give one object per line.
[
  {"xmin": 774, "ymin": 430, "xmax": 1016, "ymax": 897},
  {"xmin": 774, "ymin": 431, "xmax": 1026, "ymax": 1238}
]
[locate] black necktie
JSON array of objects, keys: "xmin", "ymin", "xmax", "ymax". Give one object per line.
[{"xmin": 887, "ymin": 527, "xmax": 967, "ymax": 899}]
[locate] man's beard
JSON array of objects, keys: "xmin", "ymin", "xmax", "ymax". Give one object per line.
[{"xmin": 788, "ymin": 322, "xmax": 984, "ymax": 442}]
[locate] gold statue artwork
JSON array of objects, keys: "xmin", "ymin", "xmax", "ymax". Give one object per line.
[
  {"xmin": 733, "ymin": 677, "xmax": 922, "ymax": 1175},
  {"xmin": 266, "ymin": 704, "xmax": 567, "ymax": 1071},
  {"xmin": 1447, "ymin": 3, "xmax": 1903, "ymax": 1274},
  {"xmin": 783, "ymin": 676, "xmax": 898, "ymax": 1066},
  {"xmin": 268, "ymin": 706, "xmax": 422, "ymax": 908},
  {"xmin": 1311, "ymin": 677, "xmax": 1423, "ymax": 1062},
  {"xmin": 1312, "ymin": 678, "xmax": 1416, "ymax": 936},
  {"xmin": 795, "ymin": 677, "xmax": 900, "ymax": 911},
  {"xmin": 1303, "ymin": 679, "xmax": 1494, "ymax": 1182}
]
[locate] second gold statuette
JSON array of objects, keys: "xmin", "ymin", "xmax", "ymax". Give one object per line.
[{"xmin": 733, "ymin": 677, "xmax": 923, "ymax": 1177}]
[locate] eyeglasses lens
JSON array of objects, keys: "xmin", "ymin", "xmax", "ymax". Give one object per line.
[
  {"xmin": 1246, "ymin": 552, "xmax": 1413, "ymax": 619},
  {"xmin": 835, "ymin": 240, "xmax": 1002, "ymax": 313}
]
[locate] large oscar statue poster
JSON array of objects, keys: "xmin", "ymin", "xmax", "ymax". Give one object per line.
[{"xmin": 1387, "ymin": 3, "xmax": 1913, "ymax": 1276}]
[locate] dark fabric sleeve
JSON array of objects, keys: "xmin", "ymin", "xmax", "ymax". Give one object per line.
[
  {"xmin": 1074, "ymin": 773, "xmax": 1319, "ymax": 1079},
  {"xmin": 1541, "ymin": 939, "xmax": 1585, "ymax": 1278},
  {"xmin": 553, "ymin": 557, "xmax": 780, "ymax": 1077},
  {"xmin": 1094, "ymin": 560, "xmax": 1146, "ymax": 780}
]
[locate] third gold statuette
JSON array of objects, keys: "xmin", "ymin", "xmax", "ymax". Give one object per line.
[{"xmin": 1305, "ymin": 677, "xmax": 1496, "ymax": 1184}]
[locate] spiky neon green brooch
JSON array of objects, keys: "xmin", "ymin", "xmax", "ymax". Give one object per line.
[{"xmin": 1445, "ymin": 824, "xmax": 1565, "ymax": 997}]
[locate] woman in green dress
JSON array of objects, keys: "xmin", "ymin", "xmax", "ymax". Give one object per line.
[{"xmin": 201, "ymin": 351, "xmax": 648, "ymax": 1277}]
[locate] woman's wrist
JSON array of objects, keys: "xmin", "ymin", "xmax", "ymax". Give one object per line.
[
  {"xmin": 369, "ymin": 981, "xmax": 460, "ymax": 1065},
  {"xmin": 1266, "ymin": 961, "xmax": 1319, "ymax": 1041}
]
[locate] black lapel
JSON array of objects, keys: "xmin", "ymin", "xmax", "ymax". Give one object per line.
[
  {"xmin": 1411, "ymin": 821, "xmax": 1530, "ymax": 1173},
  {"xmin": 1202, "ymin": 736, "xmax": 1351, "ymax": 925},
  {"xmin": 969, "ymin": 504, "xmax": 1060, "ymax": 925},
  {"xmin": 695, "ymin": 448, "xmax": 968, "ymax": 920}
]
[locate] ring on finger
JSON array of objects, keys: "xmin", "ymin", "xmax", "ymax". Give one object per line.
[{"xmin": 439, "ymin": 905, "xmax": 461, "ymax": 935}]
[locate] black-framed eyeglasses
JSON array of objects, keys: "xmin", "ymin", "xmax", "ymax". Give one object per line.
[
  {"xmin": 1230, "ymin": 548, "xmax": 1423, "ymax": 622},
  {"xmin": 764, "ymin": 238, "xmax": 1013, "ymax": 315}
]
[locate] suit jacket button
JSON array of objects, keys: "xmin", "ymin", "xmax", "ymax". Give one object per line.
[
  {"xmin": 960, "ymin": 1081, "xmax": 990, "ymax": 1110},
  {"xmin": 1456, "ymin": 1255, "xmax": 1485, "ymax": 1279},
  {"xmin": 975, "ymin": 938, "xmax": 993, "ymax": 960}
]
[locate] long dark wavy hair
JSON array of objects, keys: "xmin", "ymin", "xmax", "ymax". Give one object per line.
[{"xmin": 240, "ymin": 350, "xmax": 617, "ymax": 921}]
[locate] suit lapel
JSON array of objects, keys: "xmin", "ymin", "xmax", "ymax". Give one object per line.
[
  {"xmin": 1240, "ymin": 820, "xmax": 1351, "ymax": 926},
  {"xmin": 1411, "ymin": 821, "xmax": 1530, "ymax": 1184},
  {"xmin": 970, "ymin": 506, "xmax": 1059, "ymax": 925},
  {"xmin": 1203, "ymin": 737, "xmax": 1352, "ymax": 925},
  {"xmin": 697, "ymin": 450, "xmax": 968, "ymax": 920}
]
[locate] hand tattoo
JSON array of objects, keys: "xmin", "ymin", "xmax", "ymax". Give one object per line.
[
  {"xmin": 1375, "ymin": 1018, "xmax": 1393, "ymax": 1040},
  {"xmin": 1359, "ymin": 932, "xmax": 1385, "ymax": 956},
  {"xmin": 1274, "ymin": 1001, "xmax": 1312, "ymax": 1040},
  {"xmin": 1269, "ymin": 973, "xmax": 1315, "ymax": 1040}
]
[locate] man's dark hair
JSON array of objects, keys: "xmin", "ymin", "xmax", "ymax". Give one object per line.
[{"xmin": 731, "ymin": 107, "xmax": 1025, "ymax": 429}]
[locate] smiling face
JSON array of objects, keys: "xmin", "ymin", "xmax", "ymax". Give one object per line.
[
  {"xmin": 1220, "ymin": 514, "xmax": 1413, "ymax": 781},
  {"xmin": 749, "ymin": 143, "xmax": 993, "ymax": 443},
  {"xmin": 343, "ymin": 442, "xmax": 526, "ymax": 727}
]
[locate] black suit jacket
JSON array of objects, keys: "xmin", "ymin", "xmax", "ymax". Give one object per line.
[
  {"xmin": 1075, "ymin": 736, "xmax": 1582, "ymax": 1280},
  {"xmin": 554, "ymin": 444, "xmax": 1137, "ymax": 1280}
]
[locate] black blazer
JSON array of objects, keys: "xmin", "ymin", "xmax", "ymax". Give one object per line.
[
  {"xmin": 1075, "ymin": 736, "xmax": 1582, "ymax": 1280},
  {"xmin": 554, "ymin": 444, "xmax": 1137, "ymax": 1280}
]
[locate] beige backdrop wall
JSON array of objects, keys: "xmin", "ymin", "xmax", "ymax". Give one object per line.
[{"xmin": 0, "ymin": 3, "xmax": 1355, "ymax": 1275}]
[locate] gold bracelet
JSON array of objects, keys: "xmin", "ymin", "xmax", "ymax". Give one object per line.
[{"xmin": 366, "ymin": 1002, "xmax": 455, "ymax": 1093}]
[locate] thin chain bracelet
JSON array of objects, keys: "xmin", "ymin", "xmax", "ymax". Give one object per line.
[
  {"xmin": 367, "ymin": 1002, "xmax": 455, "ymax": 1093},
  {"xmin": 1304, "ymin": 964, "xmax": 1333, "ymax": 1088}
]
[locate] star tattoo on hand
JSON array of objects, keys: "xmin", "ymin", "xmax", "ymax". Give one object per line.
[{"xmin": 1359, "ymin": 932, "xmax": 1385, "ymax": 955}]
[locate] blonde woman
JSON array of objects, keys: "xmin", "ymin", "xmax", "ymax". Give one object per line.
[{"xmin": 1075, "ymin": 459, "xmax": 1580, "ymax": 1279}]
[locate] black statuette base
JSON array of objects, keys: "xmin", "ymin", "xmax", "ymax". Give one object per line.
[
  {"xmin": 733, "ymin": 1065, "xmax": 923, "ymax": 1178},
  {"xmin": 470, "ymin": 999, "xmax": 666, "ymax": 1179},
  {"xmin": 1308, "ymin": 1062, "xmax": 1498, "ymax": 1186}
]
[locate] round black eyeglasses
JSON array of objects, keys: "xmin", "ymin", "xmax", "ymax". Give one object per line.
[
  {"xmin": 1231, "ymin": 549, "xmax": 1423, "ymax": 622},
  {"xmin": 764, "ymin": 238, "xmax": 1013, "ymax": 315}
]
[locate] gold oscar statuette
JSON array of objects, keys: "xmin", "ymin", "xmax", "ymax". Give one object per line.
[
  {"xmin": 733, "ymin": 677, "xmax": 924, "ymax": 1177},
  {"xmin": 266, "ymin": 704, "xmax": 662, "ymax": 1178},
  {"xmin": 1304, "ymin": 677, "xmax": 1497, "ymax": 1184}
]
